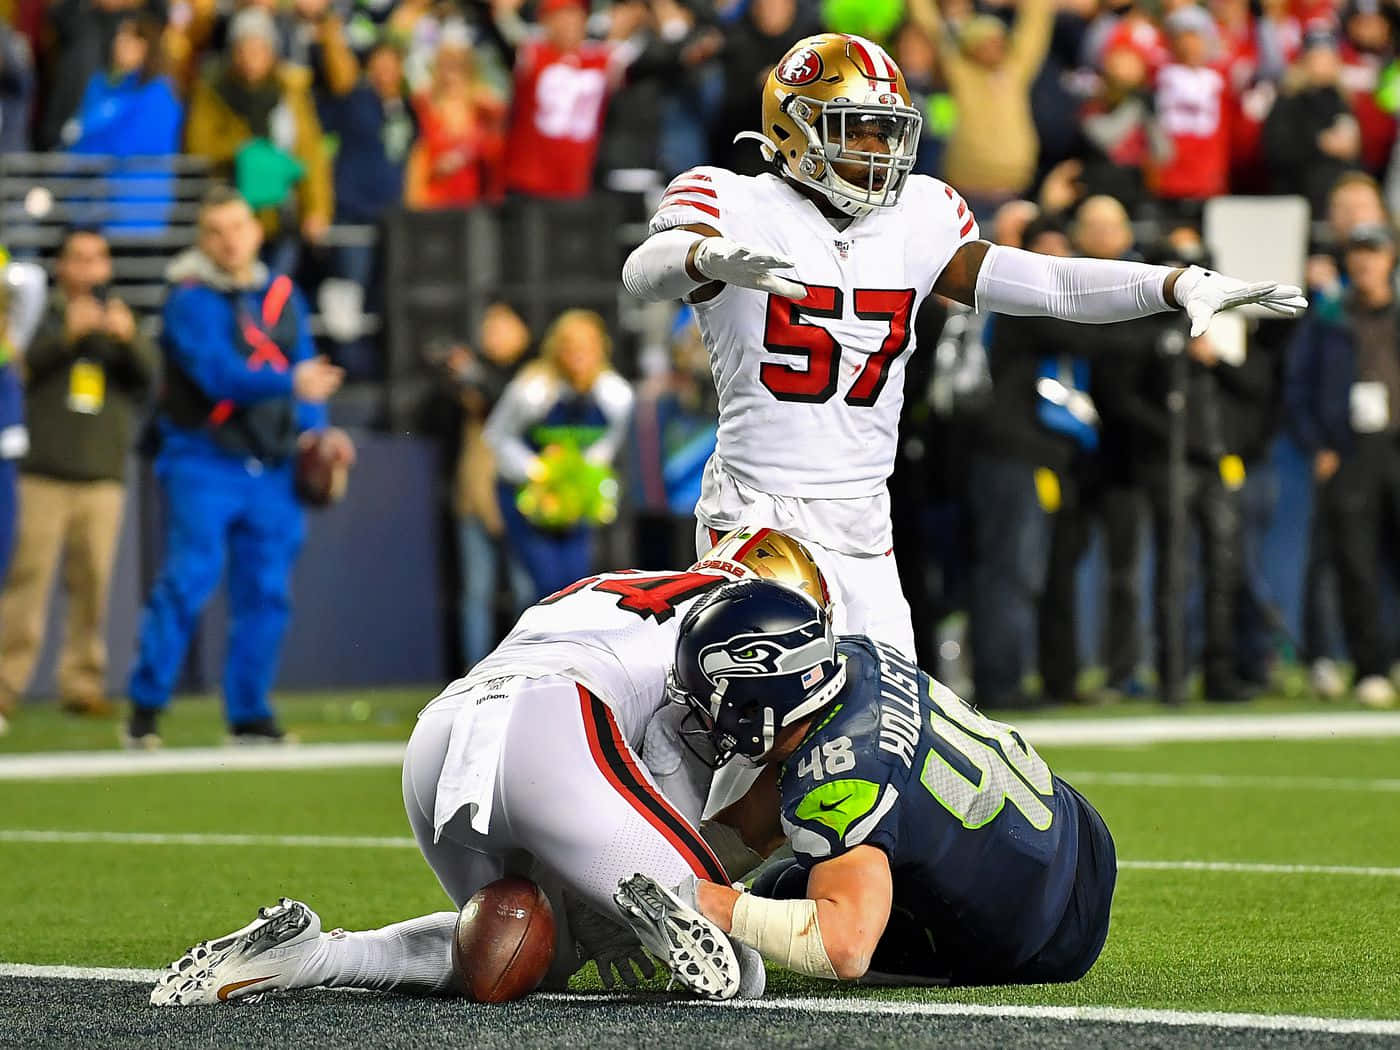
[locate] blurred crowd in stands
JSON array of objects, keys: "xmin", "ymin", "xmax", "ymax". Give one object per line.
[{"xmin": 0, "ymin": 0, "xmax": 1399, "ymax": 734}]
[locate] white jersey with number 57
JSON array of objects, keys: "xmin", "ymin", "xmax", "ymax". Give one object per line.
[{"xmin": 649, "ymin": 167, "xmax": 979, "ymax": 517}]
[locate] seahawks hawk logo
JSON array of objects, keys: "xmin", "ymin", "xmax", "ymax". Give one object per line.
[{"xmin": 698, "ymin": 619, "xmax": 829, "ymax": 680}]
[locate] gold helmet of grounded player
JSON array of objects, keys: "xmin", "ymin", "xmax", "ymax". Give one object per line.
[
  {"xmin": 738, "ymin": 33, "xmax": 921, "ymax": 219},
  {"xmin": 691, "ymin": 527, "xmax": 833, "ymax": 614}
]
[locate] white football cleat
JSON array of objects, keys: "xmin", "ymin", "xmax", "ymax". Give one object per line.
[
  {"xmin": 613, "ymin": 874, "xmax": 741, "ymax": 1001},
  {"xmin": 150, "ymin": 898, "xmax": 323, "ymax": 1006}
]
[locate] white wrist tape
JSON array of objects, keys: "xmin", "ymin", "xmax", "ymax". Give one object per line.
[
  {"xmin": 700, "ymin": 820, "xmax": 763, "ymax": 881},
  {"xmin": 730, "ymin": 892, "xmax": 839, "ymax": 980},
  {"xmin": 974, "ymin": 244, "xmax": 1174, "ymax": 323},
  {"xmin": 621, "ymin": 228, "xmax": 706, "ymax": 302}
]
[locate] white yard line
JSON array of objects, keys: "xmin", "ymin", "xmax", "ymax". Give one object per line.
[
  {"xmin": 4, "ymin": 828, "xmax": 1398, "ymax": 879},
  {"xmin": 0, "ymin": 963, "xmax": 1395, "ymax": 1035},
  {"xmin": 0, "ymin": 829, "xmax": 417, "ymax": 849},
  {"xmin": 1119, "ymin": 860, "xmax": 1400, "ymax": 877},
  {"xmin": 1061, "ymin": 771, "xmax": 1400, "ymax": 792},
  {"xmin": 1020, "ymin": 710, "xmax": 1400, "ymax": 746},
  {"xmin": 2, "ymin": 711, "xmax": 1398, "ymax": 781}
]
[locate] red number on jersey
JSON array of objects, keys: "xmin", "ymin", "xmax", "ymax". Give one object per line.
[
  {"xmin": 759, "ymin": 285, "xmax": 844, "ymax": 403},
  {"xmin": 539, "ymin": 571, "xmax": 728, "ymax": 623},
  {"xmin": 847, "ymin": 288, "xmax": 916, "ymax": 407},
  {"xmin": 758, "ymin": 285, "xmax": 916, "ymax": 407}
]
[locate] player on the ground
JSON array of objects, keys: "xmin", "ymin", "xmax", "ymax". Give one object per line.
[
  {"xmin": 621, "ymin": 32, "xmax": 1306, "ymax": 660},
  {"xmin": 616, "ymin": 579, "xmax": 1115, "ymax": 986},
  {"xmin": 149, "ymin": 529, "xmax": 828, "ymax": 1006}
]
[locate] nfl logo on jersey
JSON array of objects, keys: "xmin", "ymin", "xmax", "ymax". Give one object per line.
[{"xmin": 833, "ymin": 238, "xmax": 851, "ymax": 259}]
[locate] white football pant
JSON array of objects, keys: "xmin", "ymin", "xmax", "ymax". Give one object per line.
[{"xmin": 402, "ymin": 674, "xmax": 729, "ymax": 983}]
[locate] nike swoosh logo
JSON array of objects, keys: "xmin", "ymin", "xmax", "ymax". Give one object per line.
[
  {"xmin": 817, "ymin": 795, "xmax": 851, "ymax": 813},
  {"xmin": 217, "ymin": 974, "xmax": 279, "ymax": 1002}
]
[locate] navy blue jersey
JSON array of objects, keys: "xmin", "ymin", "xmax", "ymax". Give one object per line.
[{"xmin": 777, "ymin": 637, "xmax": 1113, "ymax": 981}]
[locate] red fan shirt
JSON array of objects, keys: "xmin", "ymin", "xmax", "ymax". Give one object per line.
[
  {"xmin": 1153, "ymin": 62, "xmax": 1232, "ymax": 199},
  {"xmin": 504, "ymin": 38, "xmax": 618, "ymax": 199}
]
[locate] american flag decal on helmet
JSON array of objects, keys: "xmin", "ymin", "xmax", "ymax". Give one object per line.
[{"xmin": 801, "ymin": 667, "xmax": 822, "ymax": 688}]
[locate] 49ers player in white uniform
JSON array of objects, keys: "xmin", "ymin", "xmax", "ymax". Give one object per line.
[
  {"xmin": 622, "ymin": 32, "xmax": 1307, "ymax": 657},
  {"xmin": 150, "ymin": 529, "xmax": 828, "ymax": 1006}
]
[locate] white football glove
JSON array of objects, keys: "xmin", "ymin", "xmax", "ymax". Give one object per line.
[
  {"xmin": 693, "ymin": 237, "xmax": 805, "ymax": 299},
  {"xmin": 1171, "ymin": 265, "xmax": 1308, "ymax": 337}
]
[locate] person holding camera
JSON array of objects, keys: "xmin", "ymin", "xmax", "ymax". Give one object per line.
[
  {"xmin": 1093, "ymin": 228, "xmax": 1252, "ymax": 704},
  {"xmin": 0, "ymin": 227, "xmax": 156, "ymax": 723},
  {"xmin": 439, "ymin": 302, "xmax": 534, "ymax": 668},
  {"xmin": 124, "ymin": 187, "xmax": 353, "ymax": 748}
]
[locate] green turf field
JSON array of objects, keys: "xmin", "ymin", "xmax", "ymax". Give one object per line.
[{"xmin": 2, "ymin": 694, "xmax": 1399, "ymax": 1024}]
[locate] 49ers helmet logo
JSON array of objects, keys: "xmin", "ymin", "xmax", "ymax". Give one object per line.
[{"xmin": 776, "ymin": 47, "xmax": 824, "ymax": 86}]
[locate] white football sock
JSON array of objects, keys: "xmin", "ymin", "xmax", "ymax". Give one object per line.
[{"xmin": 301, "ymin": 911, "xmax": 458, "ymax": 994}]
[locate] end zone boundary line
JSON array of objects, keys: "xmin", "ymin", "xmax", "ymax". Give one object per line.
[{"xmin": 1, "ymin": 965, "xmax": 1396, "ymax": 1036}]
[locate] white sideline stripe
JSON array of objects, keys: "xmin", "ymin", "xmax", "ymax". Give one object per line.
[
  {"xmin": 1062, "ymin": 771, "xmax": 1400, "ymax": 792},
  {"xmin": 0, "ymin": 711, "xmax": 1397, "ymax": 780},
  {"xmin": 0, "ymin": 965, "xmax": 1395, "ymax": 1036},
  {"xmin": 4, "ymin": 829, "xmax": 1399, "ymax": 879},
  {"xmin": 0, "ymin": 742, "xmax": 405, "ymax": 780}
]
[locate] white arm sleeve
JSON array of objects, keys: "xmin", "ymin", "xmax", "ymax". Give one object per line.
[
  {"xmin": 974, "ymin": 243, "xmax": 1174, "ymax": 324},
  {"xmin": 621, "ymin": 228, "xmax": 707, "ymax": 302},
  {"xmin": 482, "ymin": 380, "xmax": 543, "ymax": 485},
  {"xmin": 583, "ymin": 374, "xmax": 635, "ymax": 467}
]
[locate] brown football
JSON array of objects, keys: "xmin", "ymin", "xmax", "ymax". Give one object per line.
[
  {"xmin": 294, "ymin": 433, "xmax": 348, "ymax": 507},
  {"xmin": 452, "ymin": 876, "xmax": 556, "ymax": 1003}
]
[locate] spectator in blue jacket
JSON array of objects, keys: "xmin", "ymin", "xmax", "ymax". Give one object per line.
[
  {"xmin": 1285, "ymin": 223, "xmax": 1400, "ymax": 710},
  {"xmin": 317, "ymin": 36, "xmax": 417, "ymax": 378},
  {"xmin": 124, "ymin": 186, "xmax": 353, "ymax": 748},
  {"xmin": 67, "ymin": 13, "xmax": 184, "ymax": 233}
]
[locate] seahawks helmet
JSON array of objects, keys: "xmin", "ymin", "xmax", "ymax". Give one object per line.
[{"xmin": 669, "ymin": 578, "xmax": 846, "ymax": 767}]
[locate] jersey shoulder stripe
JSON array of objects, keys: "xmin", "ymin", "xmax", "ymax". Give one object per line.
[
  {"xmin": 940, "ymin": 183, "xmax": 976, "ymax": 239},
  {"xmin": 649, "ymin": 166, "xmax": 741, "ymax": 234}
]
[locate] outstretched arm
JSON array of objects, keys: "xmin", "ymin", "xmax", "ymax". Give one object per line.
[
  {"xmin": 933, "ymin": 240, "xmax": 1307, "ymax": 337},
  {"xmin": 695, "ymin": 845, "xmax": 893, "ymax": 980},
  {"xmin": 621, "ymin": 223, "xmax": 804, "ymax": 304}
]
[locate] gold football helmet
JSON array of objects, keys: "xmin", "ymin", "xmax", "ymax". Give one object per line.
[
  {"xmin": 738, "ymin": 33, "xmax": 922, "ymax": 218},
  {"xmin": 692, "ymin": 526, "xmax": 833, "ymax": 614}
]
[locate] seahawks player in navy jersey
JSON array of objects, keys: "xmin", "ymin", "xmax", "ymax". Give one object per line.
[{"xmin": 615, "ymin": 578, "xmax": 1115, "ymax": 987}]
